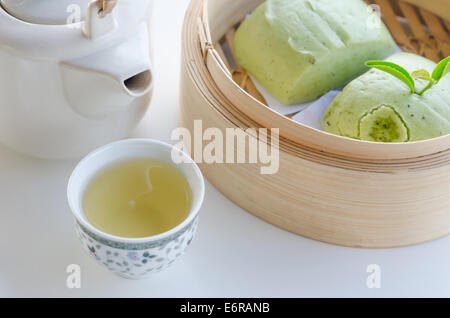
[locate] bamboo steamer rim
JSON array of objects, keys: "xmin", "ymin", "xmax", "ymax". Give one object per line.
[{"xmin": 196, "ymin": 0, "xmax": 450, "ymax": 162}]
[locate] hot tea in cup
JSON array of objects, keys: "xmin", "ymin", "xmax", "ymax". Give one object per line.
[{"xmin": 67, "ymin": 139, "xmax": 204, "ymax": 279}]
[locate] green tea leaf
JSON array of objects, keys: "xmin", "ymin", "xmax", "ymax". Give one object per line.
[
  {"xmin": 417, "ymin": 81, "xmax": 435, "ymax": 96},
  {"xmin": 431, "ymin": 56, "xmax": 450, "ymax": 81},
  {"xmin": 412, "ymin": 69, "xmax": 435, "ymax": 95},
  {"xmin": 412, "ymin": 69, "xmax": 433, "ymax": 82},
  {"xmin": 366, "ymin": 61, "xmax": 415, "ymax": 94}
]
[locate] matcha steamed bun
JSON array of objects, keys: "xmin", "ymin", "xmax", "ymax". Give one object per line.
[
  {"xmin": 234, "ymin": 0, "xmax": 397, "ymax": 105},
  {"xmin": 322, "ymin": 53, "xmax": 450, "ymax": 142}
]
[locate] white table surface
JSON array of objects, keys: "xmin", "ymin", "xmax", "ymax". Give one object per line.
[{"xmin": 1, "ymin": 0, "xmax": 450, "ymax": 298}]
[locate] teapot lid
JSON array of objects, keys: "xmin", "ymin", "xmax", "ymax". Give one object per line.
[{"xmin": 0, "ymin": 0, "xmax": 92, "ymax": 25}]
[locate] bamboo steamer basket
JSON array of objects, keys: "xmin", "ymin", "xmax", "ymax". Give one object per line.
[{"xmin": 180, "ymin": 0, "xmax": 450, "ymax": 248}]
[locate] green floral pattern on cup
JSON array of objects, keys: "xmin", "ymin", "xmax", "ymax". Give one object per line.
[{"xmin": 75, "ymin": 217, "xmax": 199, "ymax": 278}]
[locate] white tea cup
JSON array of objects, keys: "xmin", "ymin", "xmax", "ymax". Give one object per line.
[{"xmin": 67, "ymin": 139, "xmax": 205, "ymax": 279}]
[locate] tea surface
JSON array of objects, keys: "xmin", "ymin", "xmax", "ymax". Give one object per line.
[{"xmin": 83, "ymin": 159, "xmax": 192, "ymax": 238}]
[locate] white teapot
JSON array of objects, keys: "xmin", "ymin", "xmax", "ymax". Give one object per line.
[{"xmin": 0, "ymin": 0, "xmax": 153, "ymax": 159}]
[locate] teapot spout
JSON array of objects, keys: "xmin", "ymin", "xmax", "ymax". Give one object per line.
[
  {"xmin": 60, "ymin": 25, "xmax": 152, "ymax": 118},
  {"xmin": 122, "ymin": 69, "xmax": 152, "ymax": 97}
]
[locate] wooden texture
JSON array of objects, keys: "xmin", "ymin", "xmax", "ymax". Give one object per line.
[
  {"xmin": 180, "ymin": 0, "xmax": 450, "ymax": 248},
  {"xmin": 404, "ymin": 0, "xmax": 450, "ymax": 22},
  {"xmin": 96, "ymin": 0, "xmax": 118, "ymax": 17}
]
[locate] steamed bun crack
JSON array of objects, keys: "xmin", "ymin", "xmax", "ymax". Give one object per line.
[{"xmin": 323, "ymin": 53, "xmax": 450, "ymax": 142}]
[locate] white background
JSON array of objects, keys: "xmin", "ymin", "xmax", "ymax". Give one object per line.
[{"xmin": 0, "ymin": 0, "xmax": 449, "ymax": 298}]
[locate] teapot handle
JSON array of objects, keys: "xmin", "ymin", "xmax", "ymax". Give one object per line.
[
  {"xmin": 96, "ymin": 0, "xmax": 118, "ymax": 18},
  {"xmin": 83, "ymin": 0, "xmax": 119, "ymax": 39}
]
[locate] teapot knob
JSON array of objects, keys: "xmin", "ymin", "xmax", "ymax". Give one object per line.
[{"xmin": 83, "ymin": 0, "xmax": 118, "ymax": 38}]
